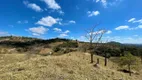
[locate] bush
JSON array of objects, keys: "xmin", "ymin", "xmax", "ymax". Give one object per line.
[
  {"xmin": 17, "ymin": 48, "xmax": 28, "ymax": 52},
  {"xmin": 119, "ymin": 51, "xmax": 138, "ymax": 76},
  {"xmin": 58, "ymin": 41, "xmax": 78, "ymax": 48},
  {"xmin": 58, "ymin": 48, "xmax": 73, "ymax": 54},
  {"xmin": 64, "ymin": 48, "xmax": 71, "ymax": 53},
  {"xmin": 58, "ymin": 48, "xmax": 66, "ymax": 54},
  {"xmin": 52, "ymin": 46, "xmax": 61, "ymax": 52}
]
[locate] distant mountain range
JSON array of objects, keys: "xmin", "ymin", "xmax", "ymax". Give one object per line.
[{"xmin": 0, "ymin": 36, "xmax": 142, "ymax": 48}]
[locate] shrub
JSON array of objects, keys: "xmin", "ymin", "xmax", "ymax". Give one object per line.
[
  {"xmin": 119, "ymin": 51, "xmax": 138, "ymax": 76},
  {"xmin": 58, "ymin": 48, "xmax": 66, "ymax": 54},
  {"xmin": 64, "ymin": 48, "xmax": 71, "ymax": 53},
  {"xmin": 17, "ymin": 48, "xmax": 28, "ymax": 52},
  {"xmin": 52, "ymin": 46, "xmax": 61, "ymax": 52},
  {"xmin": 58, "ymin": 41, "xmax": 78, "ymax": 48}
]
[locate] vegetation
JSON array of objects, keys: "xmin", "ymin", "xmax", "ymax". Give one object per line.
[
  {"xmin": 52, "ymin": 46, "xmax": 61, "ymax": 52},
  {"xmin": 119, "ymin": 51, "xmax": 138, "ymax": 76},
  {"xmin": 0, "ymin": 36, "xmax": 142, "ymax": 80},
  {"xmin": 0, "ymin": 52, "xmax": 139, "ymax": 80},
  {"xmin": 58, "ymin": 41, "xmax": 78, "ymax": 48}
]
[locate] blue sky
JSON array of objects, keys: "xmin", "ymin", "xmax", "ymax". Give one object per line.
[{"xmin": 0, "ymin": 0, "xmax": 142, "ymax": 44}]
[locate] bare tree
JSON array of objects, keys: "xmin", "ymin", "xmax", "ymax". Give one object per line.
[
  {"xmin": 102, "ymin": 42, "xmax": 110, "ymax": 66},
  {"xmin": 99, "ymin": 40, "xmax": 110, "ymax": 66},
  {"xmin": 85, "ymin": 24, "xmax": 106, "ymax": 63}
]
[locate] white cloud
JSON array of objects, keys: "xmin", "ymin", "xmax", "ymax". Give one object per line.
[
  {"xmin": 59, "ymin": 20, "xmax": 76, "ymax": 26},
  {"xmin": 115, "ymin": 25, "xmax": 129, "ymax": 30},
  {"xmin": 23, "ymin": 1, "xmax": 42, "ymax": 12},
  {"xmin": 101, "ymin": 0, "xmax": 107, "ymax": 8},
  {"xmin": 36, "ymin": 16, "xmax": 62, "ymax": 27},
  {"xmin": 32, "ymin": 33, "xmax": 40, "ymax": 36},
  {"xmin": 96, "ymin": 0, "xmax": 122, "ymax": 8},
  {"xmin": 0, "ymin": 31, "xmax": 10, "ymax": 36},
  {"xmin": 53, "ymin": 28, "xmax": 70, "ymax": 37},
  {"xmin": 69, "ymin": 20, "xmax": 76, "ymax": 24},
  {"xmin": 96, "ymin": 0, "xmax": 107, "ymax": 8},
  {"xmin": 53, "ymin": 28, "xmax": 62, "ymax": 32},
  {"xmin": 64, "ymin": 30, "xmax": 70, "ymax": 34},
  {"xmin": 96, "ymin": 0, "xmax": 100, "ymax": 3},
  {"xmin": 138, "ymin": 25, "xmax": 142, "ymax": 28},
  {"xmin": 115, "ymin": 25, "xmax": 142, "ymax": 30},
  {"xmin": 42, "ymin": 0, "xmax": 64, "ymax": 15},
  {"xmin": 17, "ymin": 20, "xmax": 28, "ymax": 24},
  {"xmin": 58, "ymin": 33, "xmax": 68, "ymax": 37},
  {"xmin": 54, "ymin": 28, "xmax": 70, "ymax": 33},
  {"xmin": 58, "ymin": 10, "xmax": 64, "ymax": 15},
  {"xmin": 133, "ymin": 19, "xmax": 142, "ymax": 24},
  {"xmin": 128, "ymin": 18, "xmax": 142, "ymax": 24},
  {"xmin": 87, "ymin": 11, "xmax": 100, "ymax": 17},
  {"xmin": 42, "ymin": 0, "xmax": 61, "ymax": 10},
  {"xmin": 28, "ymin": 26, "xmax": 48, "ymax": 36},
  {"xmin": 106, "ymin": 30, "xmax": 112, "ymax": 34},
  {"xmin": 54, "ymin": 29, "xmax": 70, "ymax": 38},
  {"xmin": 128, "ymin": 18, "xmax": 136, "ymax": 22}
]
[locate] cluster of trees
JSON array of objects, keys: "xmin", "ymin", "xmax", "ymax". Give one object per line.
[{"xmin": 84, "ymin": 24, "xmax": 142, "ymax": 76}]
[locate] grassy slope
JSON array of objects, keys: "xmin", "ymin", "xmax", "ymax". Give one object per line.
[{"xmin": 0, "ymin": 52, "xmax": 140, "ymax": 80}]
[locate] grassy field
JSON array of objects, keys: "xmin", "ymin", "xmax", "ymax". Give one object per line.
[{"xmin": 0, "ymin": 51, "xmax": 141, "ymax": 80}]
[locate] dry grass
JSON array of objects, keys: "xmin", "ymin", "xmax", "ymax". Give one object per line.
[{"xmin": 0, "ymin": 52, "xmax": 141, "ymax": 80}]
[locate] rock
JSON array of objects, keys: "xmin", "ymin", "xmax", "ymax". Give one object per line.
[
  {"xmin": 48, "ymin": 51, "xmax": 53, "ymax": 55},
  {"xmin": 93, "ymin": 63, "xmax": 100, "ymax": 68}
]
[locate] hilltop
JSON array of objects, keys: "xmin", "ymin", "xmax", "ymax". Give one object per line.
[{"xmin": 0, "ymin": 36, "xmax": 142, "ymax": 80}]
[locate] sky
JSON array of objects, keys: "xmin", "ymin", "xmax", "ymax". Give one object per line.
[{"xmin": 0, "ymin": 0, "xmax": 142, "ymax": 44}]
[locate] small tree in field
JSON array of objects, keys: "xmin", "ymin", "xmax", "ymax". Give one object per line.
[
  {"xmin": 120, "ymin": 51, "xmax": 137, "ymax": 76},
  {"xmin": 85, "ymin": 24, "xmax": 106, "ymax": 63},
  {"xmin": 99, "ymin": 41, "xmax": 110, "ymax": 66}
]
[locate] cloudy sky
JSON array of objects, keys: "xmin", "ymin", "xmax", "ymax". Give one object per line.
[{"xmin": 0, "ymin": 0, "xmax": 142, "ymax": 44}]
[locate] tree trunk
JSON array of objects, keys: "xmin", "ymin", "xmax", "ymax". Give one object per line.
[
  {"xmin": 90, "ymin": 53, "xmax": 93, "ymax": 63},
  {"xmin": 97, "ymin": 58, "xmax": 100, "ymax": 64},
  {"xmin": 104, "ymin": 53, "xmax": 107, "ymax": 66},
  {"xmin": 90, "ymin": 41, "xmax": 94, "ymax": 63},
  {"xmin": 128, "ymin": 64, "xmax": 131, "ymax": 76},
  {"xmin": 105, "ymin": 57, "xmax": 107, "ymax": 66}
]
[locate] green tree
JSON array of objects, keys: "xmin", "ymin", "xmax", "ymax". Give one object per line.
[{"xmin": 120, "ymin": 51, "xmax": 137, "ymax": 76}]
